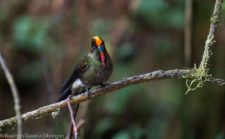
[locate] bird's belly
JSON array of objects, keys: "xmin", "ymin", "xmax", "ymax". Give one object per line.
[{"xmin": 71, "ymin": 79, "xmax": 85, "ymax": 94}]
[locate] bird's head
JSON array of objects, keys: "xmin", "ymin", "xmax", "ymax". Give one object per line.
[{"xmin": 91, "ymin": 36, "xmax": 106, "ymax": 67}]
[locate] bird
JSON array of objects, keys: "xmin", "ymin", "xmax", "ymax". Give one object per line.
[{"xmin": 57, "ymin": 36, "xmax": 113, "ymax": 101}]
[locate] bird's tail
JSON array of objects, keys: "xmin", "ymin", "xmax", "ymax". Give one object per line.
[{"xmin": 57, "ymin": 87, "xmax": 72, "ymax": 102}]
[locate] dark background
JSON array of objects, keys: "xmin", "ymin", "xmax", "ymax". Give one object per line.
[{"xmin": 0, "ymin": 0, "xmax": 225, "ymax": 139}]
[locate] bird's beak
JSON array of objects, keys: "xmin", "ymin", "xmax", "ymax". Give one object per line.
[{"xmin": 98, "ymin": 45, "xmax": 106, "ymax": 67}]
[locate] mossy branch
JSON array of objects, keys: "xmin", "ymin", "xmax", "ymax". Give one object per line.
[
  {"xmin": 200, "ymin": 0, "xmax": 222, "ymax": 71},
  {"xmin": 0, "ymin": 69, "xmax": 224, "ymax": 129},
  {"xmin": 185, "ymin": 0, "xmax": 223, "ymax": 94},
  {"xmin": 0, "ymin": 69, "xmax": 191, "ymax": 128},
  {"xmin": 0, "ymin": 0, "xmax": 224, "ymax": 131}
]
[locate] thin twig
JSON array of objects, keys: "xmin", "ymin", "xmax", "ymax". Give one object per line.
[
  {"xmin": 199, "ymin": 0, "xmax": 223, "ymax": 71},
  {"xmin": 0, "ymin": 52, "xmax": 22, "ymax": 138},
  {"xmin": 66, "ymin": 104, "xmax": 80, "ymax": 139},
  {"xmin": 209, "ymin": 77, "xmax": 225, "ymax": 86},
  {"xmin": 66, "ymin": 98, "xmax": 78, "ymax": 139},
  {"xmin": 76, "ymin": 119, "xmax": 85, "ymax": 130},
  {"xmin": 0, "ymin": 0, "xmax": 224, "ymax": 130},
  {"xmin": 0, "ymin": 0, "xmax": 223, "ymax": 136}
]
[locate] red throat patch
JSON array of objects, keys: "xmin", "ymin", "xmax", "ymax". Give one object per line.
[{"xmin": 100, "ymin": 51, "xmax": 106, "ymax": 67}]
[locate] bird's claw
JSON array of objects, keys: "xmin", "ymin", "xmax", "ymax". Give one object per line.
[
  {"xmin": 86, "ymin": 87, "xmax": 91, "ymax": 99},
  {"xmin": 67, "ymin": 95, "xmax": 74, "ymax": 100}
]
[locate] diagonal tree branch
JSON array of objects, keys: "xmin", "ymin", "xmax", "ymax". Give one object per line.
[
  {"xmin": 0, "ymin": 0, "xmax": 224, "ymax": 131},
  {"xmin": 0, "ymin": 69, "xmax": 192, "ymax": 128},
  {"xmin": 0, "ymin": 69, "xmax": 224, "ymax": 129},
  {"xmin": 0, "ymin": 52, "xmax": 22, "ymax": 138}
]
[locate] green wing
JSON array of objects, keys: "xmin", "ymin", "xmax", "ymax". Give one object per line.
[{"xmin": 60, "ymin": 56, "xmax": 90, "ymax": 93}]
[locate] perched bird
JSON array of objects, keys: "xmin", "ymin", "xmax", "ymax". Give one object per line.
[{"xmin": 58, "ymin": 36, "xmax": 113, "ymax": 101}]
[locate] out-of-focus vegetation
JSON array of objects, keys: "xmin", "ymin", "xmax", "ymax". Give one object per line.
[{"xmin": 0, "ymin": 0, "xmax": 225, "ymax": 139}]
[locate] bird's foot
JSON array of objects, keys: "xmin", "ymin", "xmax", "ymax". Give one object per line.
[
  {"xmin": 86, "ymin": 87, "xmax": 91, "ymax": 99},
  {"xmin": 67, "ymin": 95, "xmax": 74, "ymax": 100}
]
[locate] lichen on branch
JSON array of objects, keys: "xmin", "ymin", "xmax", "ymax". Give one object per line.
[
  {"xmin": 0, "ymin": 0, "xmax": 224, "ymax": 131},
  {"xmin": 185, "ymin": 0, "xmax": 223, "ymax": 94}
]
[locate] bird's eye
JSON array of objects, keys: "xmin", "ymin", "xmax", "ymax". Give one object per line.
[
  {"xmin": 91, "ymin": 39, "xmax": 98, "ymax": 52},
  {"xmin": 92, "ymin": 45, "xmax": 97, "ymax": 51}
]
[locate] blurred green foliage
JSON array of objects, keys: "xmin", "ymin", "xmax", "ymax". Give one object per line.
[
  {"xmin": 17, "ymin": 61, "xmax": 42, "ymax": 86},
  {"xmin": 0, "ymin": 0, "xmax": 225, "ymax": 139},
  {"xmin": 153, "ymin": 35, "xmax": 178, "ymax": 59},
  {"xmin": 13, "ymin": 16, "xmax": 50, "ymax": 53},
  {"xmin": 91, "ymin": 19, "xmax": 112, "ymax": 37},
  {"xmin": 137, "ymin": 0, "xmax": 184, "ymax": 28}
]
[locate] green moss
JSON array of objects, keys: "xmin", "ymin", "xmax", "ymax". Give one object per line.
[
  {"xmin": 7, "ymin": 118, "xmax": 16, "ymax": 126},
  {"xmin": 184, "ymin": 12, "xmax": 219, "ymax": 94},
  {"xmin": 184, "ymin": 64, "xmax": 210, "ymax": 95},
  {"xmin": 51, "ymin": 108, "xmax": 60, "ymax": 119},
  {"xmin": 211, "ymin": 15, "xmax": 220, "ymax": 24},
  {"xmin": 35, "ymin": 113, "xmax": 47, "ymax": 120},
  {"xmin": 0, "ymin": 122, "xmax": 3, "ymax": 132},
  {"xmin": 24, "ymin": 116, "xmax": 28, "ymax": 122}
]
